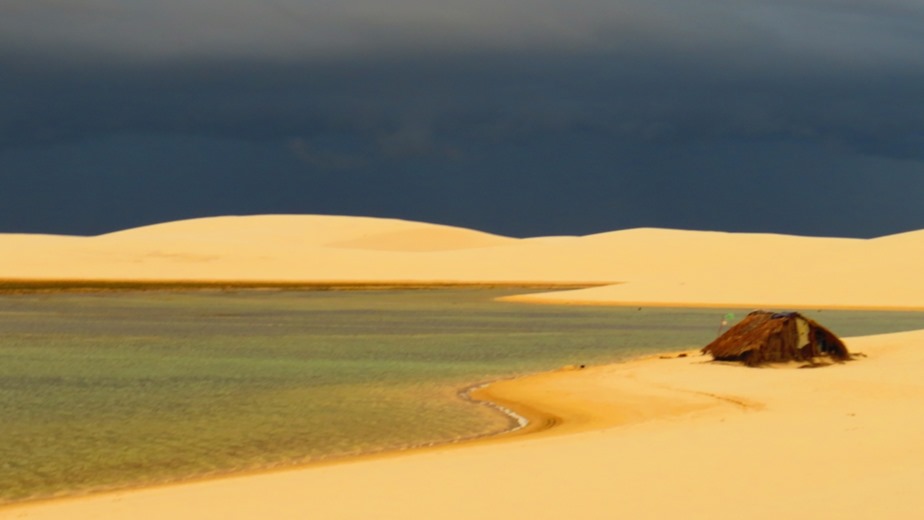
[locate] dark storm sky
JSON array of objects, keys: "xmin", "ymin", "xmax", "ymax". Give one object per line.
[{"xmin": 2, "ymin": 1, "xmax": 923, "ymax": 238}]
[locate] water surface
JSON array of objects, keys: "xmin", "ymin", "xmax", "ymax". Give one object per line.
[{"xmin": 1, "ymin": 288, "xmax": 922, "ymax": 502}]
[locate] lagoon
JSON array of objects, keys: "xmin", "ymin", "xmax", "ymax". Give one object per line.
[{"xmin": 1, "ymin": 288, "xmax": 922, "ymax": 503}]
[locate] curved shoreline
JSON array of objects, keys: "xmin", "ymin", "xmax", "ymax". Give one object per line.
[
  {"xmin": 467, "ymin": 351, "xmax": 731, "ymax": 439},
  {"xmin": 459, "ymin": 382, "xmax": 530, "ymax": 434},
  {"xmin": 0, "ymin": 368, "xmax": 583, "ymax": 510},
  {"xmin": 0, "ymin": 352, "xmax": 702, "ymax": 511},
  {"xmin": 6, "ymin": 330, "xmax": 924, "ymax": 519}
]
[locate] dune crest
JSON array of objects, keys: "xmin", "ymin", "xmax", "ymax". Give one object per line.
[{"xmin": 96, "ymin": 215, "xmax": 469, "ymax": 246}]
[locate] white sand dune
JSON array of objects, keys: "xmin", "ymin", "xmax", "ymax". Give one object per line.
[
  {"xmin": 97, "ymin": 214, "xmax": 516, "ymax": 251},
  {"xmin": 507, "ymin": 227, "xmax": 924, "ymax": 309},
  {"xmin": 3, "ymin": 214, "xmax": 924, "ymax": 309}
]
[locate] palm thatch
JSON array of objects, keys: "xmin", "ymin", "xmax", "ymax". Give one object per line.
[{"xmin": 702, "ymin": 311, "xmax": 850, "ymax": 366}]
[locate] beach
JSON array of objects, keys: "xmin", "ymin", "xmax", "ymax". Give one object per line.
[
  {"xmin": 2, "ymin": 215, "xmax": 924, "ymax": 518},
  {"xmin": 3, "ymin": 328, "xmax": 923, "ymax": 519}
]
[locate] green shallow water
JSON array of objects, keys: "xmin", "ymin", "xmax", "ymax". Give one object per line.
[{"xmin": 1, "ymin": 288, "xmax": 923, "ymax": 502}]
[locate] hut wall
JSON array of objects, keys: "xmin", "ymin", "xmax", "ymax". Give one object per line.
[
  {"xmin": 741, "ymin": 319, "xmax": 820, "ymax": 365},
  {"xmin": 762, "ymin": 333, "xmax": 783, "ymax": 364},
  {"xmin": 703, "ymin": 310, "xmax": 850, "ymax": 365}
]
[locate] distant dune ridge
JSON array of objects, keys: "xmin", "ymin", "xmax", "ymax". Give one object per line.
[
  {"xmin": 4, "ymin": 215, "xmax": 924, "ymax": 520},
  {"xmin": 2, "ymin": 214, "xmax": 924, "ymax": 308}
]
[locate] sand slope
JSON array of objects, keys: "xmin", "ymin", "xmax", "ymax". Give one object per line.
[
  {"xmin": 4, "ymin": 329, "xmax": 923, "ymax": 520},
  {"xmin": 3, "ymin": 215, "xmax": 924, "ymax": 308}
]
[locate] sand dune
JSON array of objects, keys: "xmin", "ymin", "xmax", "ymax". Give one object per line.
[
  {"xmin": 97, "ymin": 214, "xmax": 515, "ymax": 251},
  {"xmin": 3, "ymin": 214, "xmax": 924, "ymax": 309},
  {"xmin": 503, "ymin": 228, "xmax": 924, "ymax": 309}
]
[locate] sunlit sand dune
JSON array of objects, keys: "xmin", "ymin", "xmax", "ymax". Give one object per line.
[
  {"xmin": 97, "ymin": 214, "xmax": 515, "ymax": 251},
  {"xmin": 506, "ymin": 228, "xmax": 924, "ymax": 309},
  {"xmin": 2, "ymin": 215, "xmax": 923, "ymax": 309}
]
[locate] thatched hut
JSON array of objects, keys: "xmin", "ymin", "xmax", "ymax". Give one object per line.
[{"xmin": 702, "ymin": 311, "xmax": 850, "ymax": 366}]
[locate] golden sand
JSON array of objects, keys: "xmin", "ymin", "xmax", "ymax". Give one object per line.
[
  {"xmin": 4, "ymin": 330, "xmax": 923, "ymax": 519},
  {"xmin": 3, "ymin": 215, "xmax": 923, "ymax": 309}
]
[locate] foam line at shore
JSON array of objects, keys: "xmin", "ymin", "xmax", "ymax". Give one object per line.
[{"xmin": 460, "ymin": 383, "xmax": 530, "ymax": 434}]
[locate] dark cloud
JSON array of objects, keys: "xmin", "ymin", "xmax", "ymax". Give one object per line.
[
  {"xmin": 1, "ymin": 1, "xmax": 923, "ymax": 237},
  {"xmin": 5, "ymin": 0, "xmax": 924, "ymax": 66}
]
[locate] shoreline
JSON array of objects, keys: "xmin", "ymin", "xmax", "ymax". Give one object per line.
[
  {"xmin": 0, "ymin": 279, "xmax": 604, "ymax": 294},
  {"xmin": 498, "ymin": 294, "xmax": 924, "ymax": 312},
  {"xmin": 0, "ymin": 347, "xmax": 708, "ymax": 512},
  {"xmin": 0, "ymin": 348, "xmax": 695, "ymax": 511},
  {"xmin": 3, "ymin": 293, "xmax": 923, "ymax": 509},
  {"xmin": 4, "ymin": 279, "xmax": 924, "ymax": 313},
  {"xmin": 3, "ymin": 329, "xmax": 924, "ymax": 518}
]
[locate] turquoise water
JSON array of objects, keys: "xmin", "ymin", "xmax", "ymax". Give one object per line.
[{"xmin": 1, "ymin": 288, "xmax": 922, "ymax": 502}]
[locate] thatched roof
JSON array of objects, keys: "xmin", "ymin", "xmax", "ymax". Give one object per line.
[{"xmin": 703, "ymin": 310, "xmax": 849, "ymax": 366}]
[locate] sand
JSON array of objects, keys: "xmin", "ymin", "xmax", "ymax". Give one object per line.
[
  {"xmin": 4, "ymin": 329, "xmax": 923, "ymax": 519},
  {"xmin": 2, "ymin": 215, "xmax": 924, "ymax": 518},
  {"xmin": 3, "ymin": 215, "xmax": 924, "ymax": 308}
]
